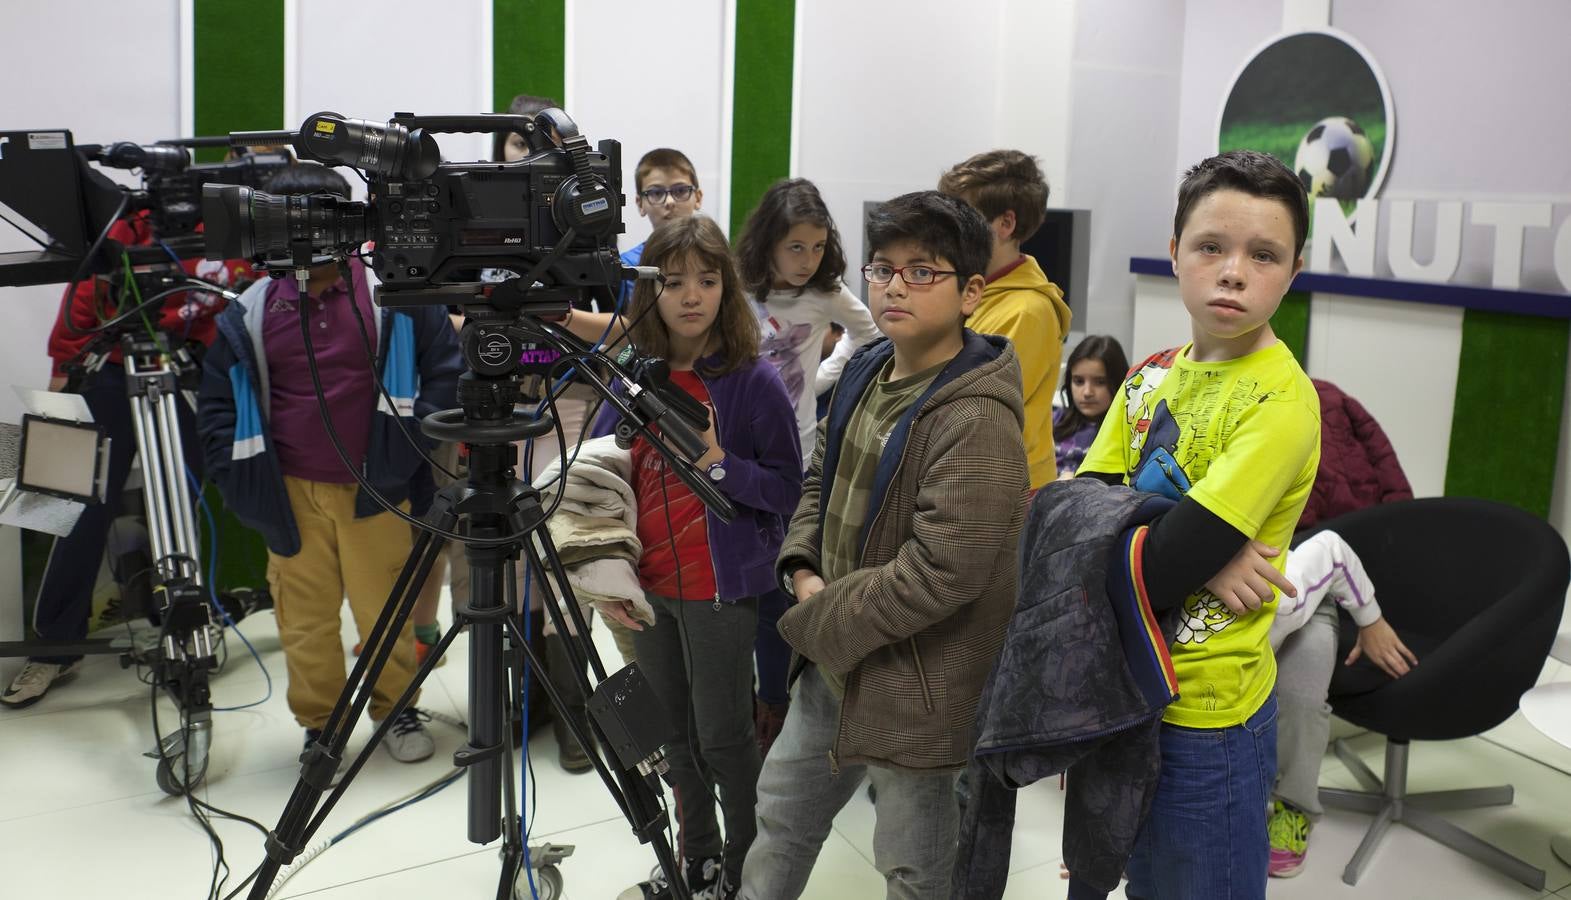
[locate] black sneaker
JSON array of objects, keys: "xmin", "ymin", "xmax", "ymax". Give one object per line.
[{"xmin": 616, "ymin": 856, "xmax": 722, "ymax": 900}]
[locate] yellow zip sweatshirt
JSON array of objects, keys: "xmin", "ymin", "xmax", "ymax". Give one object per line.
[{"xmin": 968, "ymin": 254, "xmax": 1072, "ymax": 488}]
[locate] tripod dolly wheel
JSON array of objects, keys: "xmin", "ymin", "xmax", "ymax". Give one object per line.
[
  {"xmin": 512, "ymin": 865, "xmax": 563, "ymax": 900},
  {"xmin": 155, "ymin": 747, "xmax": 209, "ymax": 796},
  {"xmin": 147, "ymin": 718, "xmax": 213, "ymax": 796},
  {"xmin": 510, "ymin": 843, "xmax": 572, "ymax": 900}
]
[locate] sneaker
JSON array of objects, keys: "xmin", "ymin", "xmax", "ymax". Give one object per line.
[
  {"xmin": 617, "ymin": 864, "xmax": 675, "ymax": 900},
  {"xmin": 301, "ymin": 729, "xmax": 349, "ymax": 788},
  {"xmin": 685, "ymin": 857, "xmax": 726, "ymax": 899},
  {"xmin": 617, "ymin": 856, "xmax": 722, "ymax": 900},
  {"xmin": 1268, "ymin": 800, "xmax": 1311, "ymax": 877},
  {"xmin": 2, "ymin": 660, "xmax": 81, "ymax": 709},
  {"xmin": 381, "ymin": 707, "xmax": 435, "ymax": 763}
]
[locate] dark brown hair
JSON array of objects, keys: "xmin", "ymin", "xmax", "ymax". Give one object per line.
[
  {"xmin": 491, "ymin": 93, "xmax": 558, "ymax": 161},
  {"xmin": 866, "ymin": 191, "xmax": 992, "ymax": 287},
  {"xmin": 735, "ymin": 178, "xmax": 848, "ymax": 301},
  {"xmin": 1053, "ymin": 334, "xmax": 1129, "ymax": 443},
  {"xmin": 627, "ymin": 216, "xmax": 757, "ymax": 377},
  {"xmin": 634, "ymin": 148, "xmax": 699, "ymax": 193},
  {"xmin": 938, "ymin": 149, "xmax": 1050, "ymax": 243},
  {"xmin": 1173, "ymin": 150, "xmax": 1310, "ymax": 259}
]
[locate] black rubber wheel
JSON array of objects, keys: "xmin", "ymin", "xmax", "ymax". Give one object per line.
[
  {"xmin": 514, "ymin": 865, "xmax": 563, "ymax": 900},
  {"xmin": 155, "ymin": 751, "xmax": 208, "ymax": 796}
]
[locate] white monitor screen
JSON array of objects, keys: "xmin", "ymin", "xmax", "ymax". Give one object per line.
[{"xmin": 19, "ymin": 415, "xmax": 103, "ymax": 502}]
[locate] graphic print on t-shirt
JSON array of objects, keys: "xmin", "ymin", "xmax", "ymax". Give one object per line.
[
  {"xmin": 1121, "ymin": 348, "xmax": 1283, "ymax": 647},
  {"xmin": 759, "ymin": 320, "xmax": 813, "ymax": 405}
]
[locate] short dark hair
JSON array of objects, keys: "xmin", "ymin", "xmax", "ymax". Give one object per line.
[
  {"xmin": 865, "ymin": 191, "xmax": 991, "ymax": 287},
  {"xmin": 492, "ymin": 93, "xmax": 559, "ymax": 161},
  {"xmin": 938, "ymin": 149, "xmax": 1050, "ymax": 243},
  {"xmin": 635, "ymin": 148, "xmax": 699, "ymax": 193},
  {"xmin": 1174, "ymin": 150, "xmax": 1309, "ymax": 259},
  {"xmin": 735, "ymin": 178, "xmax": 848, "ymax": 301},
  {"xmin": 263, "ymin": 162, "xmax": 351, "ymax": 199}
]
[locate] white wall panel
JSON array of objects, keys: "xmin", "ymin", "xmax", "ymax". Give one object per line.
[
  {"xmin": 794, "ymin": 0, "xmax": 1006, "ymax": 277},
  {"xmin": 568, "ymin": 0, "xmax": 729, "ymax": 253},
  {"xmin": 293, "ymin": 0, "xmax": 492, "ymax": 200},
  {"xmin": 0, "ymin": 1, "xmax": 184, "ymax": 425},
  {"xmin": 1305, "ymin": 292, "xmax": 1464, "ymax": 499}
]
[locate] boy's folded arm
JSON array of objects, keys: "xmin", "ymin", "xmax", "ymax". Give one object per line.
[
  {"xmin": 781, "ymin": 410, "xmax": 1027, "ymax": 673},
  {"xmin": 1140, "ymin": 497, "xmax": 1252, "ymax": 610},
  {"xmin": 1143, "ymin": 398, "xmax": 1320, "ymax": 608},
  {"xmin": 1072, "ymin": 467, "xmax": 1250, "ymax": 593}
]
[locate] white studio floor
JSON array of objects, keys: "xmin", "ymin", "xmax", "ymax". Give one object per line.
[{"xmin": 2, "ymin": 598, "xmax": 1570, "ymax": 900}]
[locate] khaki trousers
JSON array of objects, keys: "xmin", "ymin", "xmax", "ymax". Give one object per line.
[{"xmin": 268, "ymin": 477, "xmax": 421, "ymax": 729}]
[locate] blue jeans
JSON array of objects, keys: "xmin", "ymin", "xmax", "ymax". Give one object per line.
[
  {"xmin": 1123, "ymin": 694, "xmax": 1279, "ymax": 900},
  {"xmin": 740, "ymin": 665, "xmax": 960, "ymax": 900}
]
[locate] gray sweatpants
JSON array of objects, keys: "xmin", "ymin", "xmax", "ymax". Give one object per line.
[
  {"xmin": 633, "ymin": 591, "xmax": 760, "ymax": 882},
  {"xmin": 740, "ymin": 664, "xmax": 961, "ymax": 900},
  {"xmin": 1271, "ymin": 599, "xmax": 1340, "ymax": 819}
]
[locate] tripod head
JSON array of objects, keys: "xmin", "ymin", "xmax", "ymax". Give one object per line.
[{"xmin": 422, "ymin": 292, "xmax": 737, "ymax": 522}]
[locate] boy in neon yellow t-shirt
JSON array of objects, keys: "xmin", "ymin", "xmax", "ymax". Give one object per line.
[{"xmin": 1078, "ymin": 150, "xmax": 1320, "ymax": 900}]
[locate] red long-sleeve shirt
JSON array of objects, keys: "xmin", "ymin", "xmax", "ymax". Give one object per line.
[{"xmin": 46, "ymin": 211, "xmax": 255, "ymax": 376}]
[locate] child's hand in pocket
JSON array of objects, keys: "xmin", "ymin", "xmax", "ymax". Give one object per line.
[{"xmin": 1204, "ymin": 540, "xmax": 1297, "ymax": 615}]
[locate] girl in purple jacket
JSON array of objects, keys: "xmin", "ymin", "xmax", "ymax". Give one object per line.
[{"xmin": 593, "ymin": 215, "xmax": 802, "ymax": 900}]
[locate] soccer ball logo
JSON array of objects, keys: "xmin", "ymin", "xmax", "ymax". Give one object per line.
[{"xmin": 1292, "ymin": 116, "xmax": 1375, "ymax": 201}]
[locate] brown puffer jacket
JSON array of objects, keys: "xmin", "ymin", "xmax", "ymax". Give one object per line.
[{"xmin": 777, "ymin": 332, "xmax": 1030, "ymax": 772}]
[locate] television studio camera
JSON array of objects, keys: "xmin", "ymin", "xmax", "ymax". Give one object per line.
[
  {"xmin": 0, "ymin": 130, "xmax": 290, "ymax": 795},
  {"xmin": 199, "ymin": 108, "xmax": 727, "ymax": 900}
]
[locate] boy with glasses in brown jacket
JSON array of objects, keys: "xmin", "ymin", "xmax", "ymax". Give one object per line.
[{"xmin": 738, "ymin": 191, "xmax": 1030, "ymax": 900}]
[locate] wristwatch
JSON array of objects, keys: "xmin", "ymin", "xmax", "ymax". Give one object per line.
[
  {"xmin": 781, "ymin": 564, "xmax": 808, "ymax": 596},
  {"xmin": 706, "ymin": 459, "xmax": 727, "ymax": 482}
]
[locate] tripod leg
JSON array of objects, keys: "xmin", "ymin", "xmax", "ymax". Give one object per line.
[{"xmin": 245, "ymin": 503, "xmax": 456, "ymax": 900}]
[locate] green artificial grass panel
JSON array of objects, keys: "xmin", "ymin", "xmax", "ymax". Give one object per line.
[
  {"xmin": 193, "ymin": 0, "xmax": 284, "ymax": 163},
  {"xmin": 1444, "ymin": 311, "xmax": 1569, "ymax": 518},
  {"xmin": 1271, "ymin": 289, "xmax": 1311, "ymax": 367},
  {"xmin": 494, "ymin": 0, "xmax": 565, "ymax": 113},
  {"xmin": 729, "ymin": 0, "xmax": 795, "ymax": 236}
]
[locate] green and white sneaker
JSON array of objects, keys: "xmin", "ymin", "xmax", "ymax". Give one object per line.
[{"xmin": 1268, "ymin": 800, "xmax": 1312, "ymax": 877}]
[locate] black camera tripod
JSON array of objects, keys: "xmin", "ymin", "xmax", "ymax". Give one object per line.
[{"xmin": 245, "ymin": 305, "xmax": 726, "ymax": 900}]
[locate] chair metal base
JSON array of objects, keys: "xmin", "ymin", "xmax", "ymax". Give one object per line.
[
  {"xmin": 1553, "ymin": 833, "xmax": 1571, "ymax": 868},
  {"xmin": 1320, "ymin": 738, "xmax": 1546, "ymax": 890}
]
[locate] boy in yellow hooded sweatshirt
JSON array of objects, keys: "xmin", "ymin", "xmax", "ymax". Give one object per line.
[{"xmin": 940, "ymin": 150, "xmax": 1073, "ymax": 488}]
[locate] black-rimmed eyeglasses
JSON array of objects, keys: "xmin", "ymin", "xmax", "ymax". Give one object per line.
[
  {"xmin": 639, "ymin": 184, "xmax": 697, "ymax": 204},
  {"xmin": 861, "ymin": 263, "xmax": 957, "ymax": 286}
]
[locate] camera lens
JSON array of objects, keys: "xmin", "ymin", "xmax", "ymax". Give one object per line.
[{"xmin": 202, "ymin": 184, "xmax": 369, "ymax": 261}]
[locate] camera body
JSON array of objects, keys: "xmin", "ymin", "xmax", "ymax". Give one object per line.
[
  {"xmin": 369, "ymin": 145, "xmax": 621, "ymax": 300},
  {"xmin": 202, "ymin": 111, "xmax": 626, "ymax": 313},
  {"xmin": 145, "ymin": 151, "xmax": 293, "ymax": 239}
]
